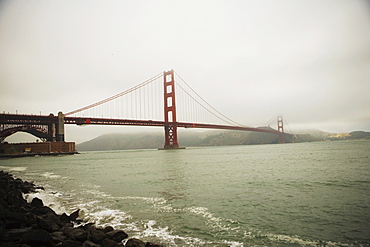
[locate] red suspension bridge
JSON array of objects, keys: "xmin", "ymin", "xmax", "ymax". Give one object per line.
[{"xmin": 1, "ymin": 70, "xmax": 291, "ymax": 149}]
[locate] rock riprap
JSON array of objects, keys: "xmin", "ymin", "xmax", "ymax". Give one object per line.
[{"xmin": 0, "ymin": 171, "xmax": 161, "ymax": 247}]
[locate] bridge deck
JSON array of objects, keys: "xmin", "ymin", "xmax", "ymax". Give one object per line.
[
  {"xmin": 1, "ymin": 114, "xmax": 292, "ymax": 140},
  {"xmin": 64, "ymin": 116, "xmax": 290, "ymax": 135}
]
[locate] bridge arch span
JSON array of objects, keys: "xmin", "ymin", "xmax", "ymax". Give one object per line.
[{"xmin": 0, "ymin": 126, "xmax": 52, "ymax": 142}]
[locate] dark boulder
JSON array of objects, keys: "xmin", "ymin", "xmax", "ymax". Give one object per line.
[
  {"xmin": 59, "ymin": 209, "xmax": 80, "ymax": 223},
  {"xmin": 145, "ymin": 243, "xmax": 162, "ymax": 247},
  {"xmin": 32, "ymin": 205, "xmax": 58, "ymax": 216},
  {"xmin": 60, "ymin": 212, "xmax": 70, "ymax": 223},
  {"xmin": 52, "ymin": 231, "xmax": 67, "ymax": 244},
  {"xmin": 37, "ymin": 215, "xmax": 54, "ymax": 232},
  {"xmin": 82, "ymin": 240, "xmax": 100, "ymax": 247},
  {"xmin": 106, "ymin": 229, "xmax": 128, "ymax": 242},
  {"xmin": 19, "ymin": 228, "xmax": 54, "ymax": 247},
  {"xmin": 102, "ymin": 238, "xmax": 123, "ymax": 247},
  {"xmin": 0, "ymin": 196, "xmax": 8, "ymax": 208},
  {"xmin": 56, "ymin": 239, "xmax": 83, "ymax": 247},
  {"xmin": 23, "ymin": 211, "xmax": 37, "ymax": 226},
  {"xmin": 103, "ymin": 226, "xmax": 114, "ymax": 233},
  {"xmin": 88, "ymin": 226, "xmax": 106, "ymax": 243},
  {"xmin": 31, "ymin": 197, "xmax": 44, "ymax": 208},
  {"xmin": 70, "ymin": 209, "xmax": 80, "ymax": 221},
  {"xmin": 19, "ymin": 181, "xmax": 37, "ymax": 193},
  {"xmin": 125, "ymin": 238, "xmax": 146, "ymax": 247},
  {"xmin": 0, "ymin": 206, "xmax": 8, "ymax": 219},
  {"xmin": 2, "ymin": 227, "xmax": 31, "ymax": 242},
  {"xmin": 4, "ymin": 210, "xmax": 25, "ymax": 228},
  {"xmin": 63, "ymin": 226, "xmax": 88, "ymax": 242},
  {"xmin": 6, "ymin": 191, "xmax": 26, "ymax": 207},
  {"xmin": 42, "ymin": 211, "xmax": 63, "ymax": 230}
]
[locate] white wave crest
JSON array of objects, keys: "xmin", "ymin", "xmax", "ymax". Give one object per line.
[
  {"xmin": 0, "ymin": 166, "xmax": 28, "ymax": 171},
  {"xmin": 24, "ymin": 190, "xmax": 68, "ymax": 214},
  {"xmin": 186, "ymin": 206, "xmax": 238, "ymax": 232},
  {"xmin": 41, "ymin": 172, "xmax": 61, "ymax": 179}
]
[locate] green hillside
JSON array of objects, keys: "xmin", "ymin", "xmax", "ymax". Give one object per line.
[
  {"xmin": 76, "ymin": 128, "xmax": 292, "ymax": 151},
  {"xmin": 76, "ymin": 128, "xmax": 369, "ymax": 151}
]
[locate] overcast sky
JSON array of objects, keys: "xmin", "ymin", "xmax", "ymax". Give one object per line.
[{"xmin": 1, "ymin": 0, "xmax": 369, "ymax": 143}]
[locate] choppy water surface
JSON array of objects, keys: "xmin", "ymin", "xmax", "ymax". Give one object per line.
[{"xmin": 1, "ymin": 140, "xmax": 369, "ymax": 246}]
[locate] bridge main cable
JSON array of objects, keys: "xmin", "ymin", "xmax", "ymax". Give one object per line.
[{"xmin": 65, "ymin": 72, "xmax": 163, "ymax": 116}]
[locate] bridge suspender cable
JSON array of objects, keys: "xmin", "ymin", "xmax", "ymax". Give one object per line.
[
  {"xmin": 66, "ymin": 70, "xmax": 250, "ymax": 129},
  {"xmin": 65, "ymin": 73, "xmax": 162, "ymax": 116},
  {"xmin": 175, "ymin": 72, "xmax": 245, "ymax": 127}
]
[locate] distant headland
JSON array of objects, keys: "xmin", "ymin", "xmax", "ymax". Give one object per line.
[{"xmin": 75, "ymin": 129, "xmax": 370, "ymax": 152}]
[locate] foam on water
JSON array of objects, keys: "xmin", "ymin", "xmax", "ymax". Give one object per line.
[
  {"xmin": 133, "ymin": 219, "xmax": 244, "ymax": 247},
  {"xmin": 16, "ymin": 173, "xmax": 362, "ymax": 247},
  {"xmin": 119, "ymin": 196, "xmax": 168, "ymax": 205},
  {"xmin": 0, "ymin": 165, "xmax": 27, "ymax": 171},
  {"xmin": 99, "ymin": 195, "xmax": 352, "ymax": 246},
  {"xmin": 186, "ymin": 206, "xmax": 239, "ymax": 231},
  {"xmin": 24, "ymin": 189, "xmax": 70, "ymax": 214},
  {"xmin": 41, "ymin": 172, "xmax": 61, "ymax": 179},
  {"xmin": 136, "ymin": 220, "xmax": 207, "ymax": 246},
  {"xmin": 81, "ymin": 207, "xmax": 136, "ymax": 230},
  {"xmin": 29, "ymin": 182, "xmax": 245, "ymax": 247},
  {"xmin": 7, "ymin": 173, "xmax": 359, "ymax": 246},
  {"xmin": 17, "ymin": 171, "xmax": 243, "ymax": 246},
  {"xmin": 106, "ymin": 197, "xmax": 246, "ymax": 246},
  {"xmin": 264, "ymin": 232, "xmax": 355, "ymax": 247}
]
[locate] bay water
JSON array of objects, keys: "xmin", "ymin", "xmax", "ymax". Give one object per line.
[{"xmin": 1, "ymin": 140, "xmax": 369, "ymax": 246}]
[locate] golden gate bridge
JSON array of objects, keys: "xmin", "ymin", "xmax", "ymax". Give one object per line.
[{"xmin": 0, "ymin": 70, "xmax": 291, "ymax": 149}]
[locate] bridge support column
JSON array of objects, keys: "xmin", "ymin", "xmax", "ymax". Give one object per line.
[
  {"xmin": 47, "ymin": 113, "xmax": 56, "ymax": 142},
  {"xmin": 277, "ymin": 116, "xmax": 285, "ymax": 144},
  {"xmin": 162, "ymin": 70, "xmax": 180, "ymax": 149},
  {"xmin": 57, "ymin": 112, "xmax": 65, "ymax": 142}
]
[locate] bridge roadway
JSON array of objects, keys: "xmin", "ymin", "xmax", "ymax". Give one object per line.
[
  {"xmin": 1, "ymin": 113, "xmax": 289, "ymax": 137},
  {"xmin": 67, "ymin": 117, "xmax": 287, "ymax": 135}
]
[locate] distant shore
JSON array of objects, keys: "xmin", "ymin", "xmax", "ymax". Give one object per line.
[{"xmin": 75, "ymin": 130, "xmax": 370, "ymax": 152}]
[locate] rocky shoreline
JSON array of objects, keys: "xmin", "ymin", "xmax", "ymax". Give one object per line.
[{"xmin": 0, "ymin": 171, "xmax": 161, "ymax": 247}]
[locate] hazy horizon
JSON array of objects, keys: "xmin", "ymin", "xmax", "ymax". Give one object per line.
[{"xmin": 5, "ymin": 125, "xmax": 369, "ymax": 144}]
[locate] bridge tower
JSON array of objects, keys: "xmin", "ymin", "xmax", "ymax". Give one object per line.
[
  {"xmin": 277, "ymin": 116, "xmax": 285, "ymax": 144},
  {"xmin": 163, "ymin": 70, "xmax": 180, "ymax": 149}
]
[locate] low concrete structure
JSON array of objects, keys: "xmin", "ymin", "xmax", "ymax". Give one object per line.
[{"xmin": 0, "ymin": 141, "xmax": 76, "ymax": 157}]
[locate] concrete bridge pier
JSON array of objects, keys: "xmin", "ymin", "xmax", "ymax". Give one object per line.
[
  {"xmin": 47, "ymin": 113, "xmax": 56, "ymax": 142},
  {"xmin": 57, "ymin": 111, "xmax": 65, "ymax": 142}
]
